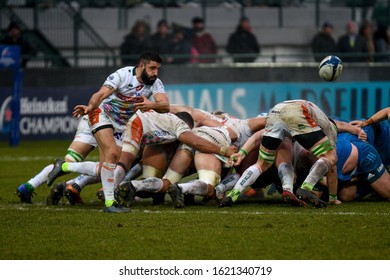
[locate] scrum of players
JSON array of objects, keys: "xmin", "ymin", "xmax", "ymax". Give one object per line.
[
  {"xmin": 16, "ymin": 100, "xmax": 390, "ymax": 211},
  {"xmin": 14, "ymin": 52, "xmax": 390, "ymax": 211}
]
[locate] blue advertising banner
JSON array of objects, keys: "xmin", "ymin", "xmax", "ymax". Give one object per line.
[
  {"xmin": 0, "ymin": 87, "xmax": 93, "ymax": 140},
  {"xmin": 166, "ymin": 82, "xmax": 390, "ymax": 121},
  {"xmin": 1, "ymin": 81, "xmax": 390, "ymax": 140}
]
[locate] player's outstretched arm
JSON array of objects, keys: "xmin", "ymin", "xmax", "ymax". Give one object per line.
[
  {"xmin": 178, "ymin": 131, "xmax": 237, "ymax": 157},
  {"xmin": 73, "ymin": 85, "xmax": 115, "ymax": 117},
  {"xmin": 350, "ymin": 107, "xmax": 390, "ymax": 127},
  {"xmin": 334, "ymin": 120, "xmax": 367, "ymax": 141}
]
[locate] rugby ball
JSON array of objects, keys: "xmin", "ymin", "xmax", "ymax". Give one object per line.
[{"xmin": 318, "ymin": 55, "xmax": 343, "ymax": 82}]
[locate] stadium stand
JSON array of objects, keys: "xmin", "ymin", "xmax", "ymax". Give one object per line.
[{"xmin": 1, "ymin": 0, "xmax": 388, "ymax": 66}]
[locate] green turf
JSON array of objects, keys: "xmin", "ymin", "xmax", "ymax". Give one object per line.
[{"xmin": 1, "ymin": 140, "xmax": 390, "ymax": 260}]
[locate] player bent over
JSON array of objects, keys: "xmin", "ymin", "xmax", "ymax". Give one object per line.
[{"xmin": 221, "ymin": 99, "xmax": 340, "ymax": 208}]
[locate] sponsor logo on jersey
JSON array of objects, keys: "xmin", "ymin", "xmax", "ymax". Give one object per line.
[
  {"xmin": 136, "ymin": 85, "xmax": 144, "ymax": 91},
  {"xmin": 117, "ymin": 92, "xmax": 143, "ymax": 103},
  {"xmin": 377, "ymin": 164, "xmax": 384, "ymax": 173}
]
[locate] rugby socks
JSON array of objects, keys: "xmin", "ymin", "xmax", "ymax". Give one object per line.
[
  {"xmin": 214, "ymin": 173, "xmax": 240, "ymax": 197},
  {"xmin": 229, "ymin": 164, "xmax": 262, "ymax": 202},
  {"xmin": 278, "ymin": 162, "xmax": 294, "ymax": 193},
  {"xmin": 23, "ymin": 182, "xmax": 34, "ymax": 192},
  {"xmin": 113, "ymin": 165, "xmax": 126, "ymax": 187},
  {"xmin": 131, "ymin": 177, "xmax": 163, "ymax": 193},
  {"xmin": 100, "ymin": 162, "xmax": 116, "ymax": 207},
  {"xmin": 66, "ymin": 174, "xmax": 100, "ymax": 191},
  {"xmin": 301, "ymin": 158, "xmax": 329, "ymax": 191},
  {"xmin": 123, "ymin": 163, "xmax": 142, "ymax": 182},
  {"xmin": 28, "ymin": 164, "xmax": 54, "ymax": 189},
  {"xmin": 179, "ymin": 180, "xmax": 208, "ymax": 196},
  {"xmin": 62, "ymin": 161, "xmax": 99, "ymax": 177}
]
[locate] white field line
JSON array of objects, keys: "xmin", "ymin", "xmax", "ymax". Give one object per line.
[
  {"xmin": 0, "ymin": 155, "xmax": 99, "ymax": 161},
  {"xmin": 0, "ymin": 204, "xmax": 389, "ymax": 216}
]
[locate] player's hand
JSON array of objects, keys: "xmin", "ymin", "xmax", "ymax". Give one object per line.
[
  {"xmin": 229, "ymin": 152, "xmax": 244, "ymax": 166},
  {"xmin": 73, "ymin": 105, "xmax": 89, "ymax": 117},
  {"xmin": 357, "ymin": 129, "xmax": 367, "ymax": 142},
  {"xmin": 350, "ymin": 120, "xmax": 364, "ymax": 127},
  {"xmin": 225, "ymin": 145, "xmax": 238, "ymax": 157},
  {"xmin": 133, "ymin": 96, "xmax": 152, "ymax": 112}
]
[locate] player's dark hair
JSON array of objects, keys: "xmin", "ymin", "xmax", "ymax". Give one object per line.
[
  {"xmin": 175, "ymin": 111, "xmax": 194, "ymax": 129},
  {"xmin": 212, "ymin": 110, "xmax": 225, "ymax": 116},
  {"xmin": 139, "ymin": 51, "xmax": 163, "ymax": 64}
]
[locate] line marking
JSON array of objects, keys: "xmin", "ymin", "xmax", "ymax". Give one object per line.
[
  {"xmin": 0, "ymin": 204, "xmax": 389, "ymax": 216},
  {"xmin": 0, "ymin": 156, "xmax": 99, "ymax": 161}
]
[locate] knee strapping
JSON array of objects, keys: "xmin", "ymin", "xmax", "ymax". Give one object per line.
[
  {"xmin": 197, "ymin": 169, "xmax": 221, "ymax": 187},
  {"xmin": 311, "ymin": 140, "xmax": 334, "ymax": 157},
  {"xmin": 163, "ymin": 168, "xmax": 184, "ymax": 184},
  {"xmin": 259, "ymin": 148, "xmax": 276, "ymax": 164},
  {"xmin": 121, "ymin": 144, "xmax": 139, "ymax": 158},
  {"xmin": 65, "ymin": 149, "xmax": 84, "ymax": 162},
  {"xmin": 142, "ymin": 165, "xmax": 164, "ymax": 179}
]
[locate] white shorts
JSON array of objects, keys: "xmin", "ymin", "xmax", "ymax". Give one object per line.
[
  {"xmin": 264, "ymin": 101, "xmax": 322, "ymax": 140},
  {"xmin": 72, "ymin": 116, "xmax": 97, "ymax": 147},
  {"xmin": 88, "ymin": 108, "xmax": 124, "ymax": 147}
]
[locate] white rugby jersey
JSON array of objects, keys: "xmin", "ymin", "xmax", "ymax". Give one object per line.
[
  {"xmin": 223, "ymin": 118, "xmax": 252, "ymax": 148},
  {"xmin": 101, "ymin": 66, "xmax": 165, "ymax": 125},
  {"xmin": 283, "ymin": 99, "xmax": 337, "ymax": 146},
  {"xmin": 136, "ymin": 110, "xmax": 191, "ymax": 146}
]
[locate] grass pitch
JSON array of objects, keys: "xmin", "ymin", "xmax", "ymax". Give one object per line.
[{"xmin": 1, "ymin": 140, "xmax": 390, "ymax": 260}]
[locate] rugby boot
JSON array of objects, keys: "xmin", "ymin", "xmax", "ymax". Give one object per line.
[
  {"xmin": 46, "ymin": 182, "xmax": 65, "ymax": 205},
  {"xmin": 103, "ymin": 201, "xmax": 130, "ymax": 213},
  {"xmin": 219, "ymin": 196, "xmax": 234, "ymax": 208},
  {"xmin": 296, "ymin": 188, "xmax": 327, "ymax": 208},
  {"xmin": 282, "ymin": 191, "xmax": 307, "ymax": 207},
  {"xmin": 168, "ymin": 183, "xmax": 185, "ymax": 208},
  {"xmin": 96, "ymin": 188, "xmax": 105, "ymax": 202},
  {"xmin": 117, "ymin": 181, "xmax": 137, "ymax": 207},
  {"xmin": 47, "ymin": 159, "xmax": 66, "ymax": 186},
  {"xmin": 64, "ymin": 183, "xmax": 84, "ymax": 205},
  {"xmin": 16, "ymin": 184, "xmax": 34, "ymax": 204}
]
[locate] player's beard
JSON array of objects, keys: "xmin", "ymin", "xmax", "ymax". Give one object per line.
[{"xmin": 141, "ymin": 69, "xmax": 156, "ymax": 85}]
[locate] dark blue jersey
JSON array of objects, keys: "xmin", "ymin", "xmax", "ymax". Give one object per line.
[
  {"xmin": 336, "ymin": 132, "xmax": 385, "ymax": 183},
  {"xmin": 362, "ymin": 122, "xmax": 390, "ymax": 166}
]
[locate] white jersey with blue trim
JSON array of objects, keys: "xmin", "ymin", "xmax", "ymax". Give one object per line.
[{"xmin": 100, "ymin": 66, "xmax": 165, "ymax": 125}]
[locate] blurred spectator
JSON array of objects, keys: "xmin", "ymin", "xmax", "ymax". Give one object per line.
[
  {"xmin": 311, "ymin": 21, "xmax": 337, "ymax": 62},
  {"xmin": 226, "ymin": 16, "xmax": 260, "ymax": 63},
  {"xmin": 337, "ymin": 20, "xmax": 369, "ymax": 62},
  {"xmin": 168, "ymin": 28, "xmax": 192, "ymax": 64},
  {"xmin": 359, "ymin": 20, "xmax": 375, "ymax": 62},
  {"xmin": 150, "ymin": 19, "xmax": 173, "ymax": 56},
  {"xmin": 120, "ymin": 20, "xmax": 152, "ymax": 65},
  {"xmin": 190, "ymin": 17, "xmax": 217, "ymax": 63},
  {"xmin": 0, "ymin": 21, "xmax": 37, "ymax": 68},
  {"xmin": 373, "ymin": 22, "xmax": 390, "ymax": 62}
]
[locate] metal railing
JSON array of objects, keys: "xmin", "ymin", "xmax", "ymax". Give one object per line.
[{"xmin": 2, "ymin": 0, "xmax": 390, "ymax": 68}]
